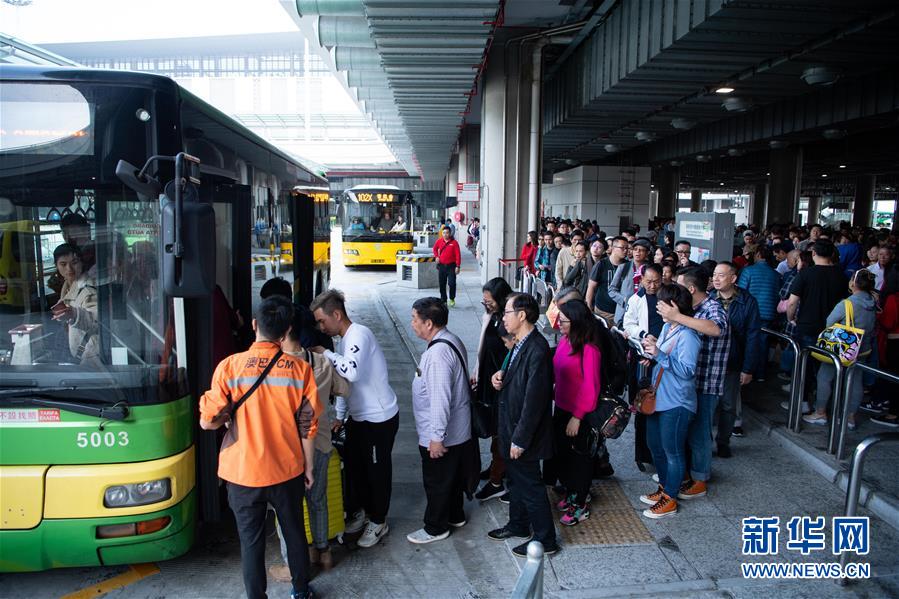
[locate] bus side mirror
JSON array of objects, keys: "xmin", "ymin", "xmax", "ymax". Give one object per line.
[
  {"xmin": 161, "ymin": 193, "xmax": 215, "ymax": 298},
  {"xmin": 115, "ymin": 160, "xmax": 161, "ymax": 197}
]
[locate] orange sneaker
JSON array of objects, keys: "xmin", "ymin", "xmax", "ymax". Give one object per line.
[
  {"xmin": 643, "ymin": 493, "xmax": 678, "ymax": 519},
  {"xmin": 678, "ymin": 479, "xmax": 707, "ymax": 500},
  {"xmin": 639, "ymin": 485, "xmax": 665, "ymax": 506}
]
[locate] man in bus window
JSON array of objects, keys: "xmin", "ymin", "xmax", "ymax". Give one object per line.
[
  {"xmin": 49, "ymin": 213, "xmax": 96, "ymax": 296},
  {"xmin": 199, "ymin": 296, "xmax": 321, "ymax": 599},
  {"xmin": 376, "ymin": 210, "xmax": 395, "ymax": 233}
]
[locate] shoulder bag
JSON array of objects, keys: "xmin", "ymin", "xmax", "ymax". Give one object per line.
[
  {"xmin": 223, "ymin": 349, "xmax": 284, "ymax": 421},
  {"xmin": 428, "ymin": 338, "xmax": 492, "ymax": 439},
  {"xmin": 815, "ymin": 299, "xmax": 865, "ymax": 367},
  {"xmin": 634, "ymin": 367, "xmax": 663, "ymax": 415}
]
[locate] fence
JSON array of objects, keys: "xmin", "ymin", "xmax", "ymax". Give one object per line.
[{"xmin": 511, "ymin": 541, "xmax": 545, "ymax": 598}]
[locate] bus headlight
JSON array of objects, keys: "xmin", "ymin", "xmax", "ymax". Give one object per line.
[
  {"xmin": 343, "ymin": 249, "xmax": 359, "ymax": 255},
  {"xmin": 396, "ymin": 250, "xmax": 411, "ymax": 255},
  {"xmin": 104, "ymin": 478, "xmax": 172, "ymax": 507}
]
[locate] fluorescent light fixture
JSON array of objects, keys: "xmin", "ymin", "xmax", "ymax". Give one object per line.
[
  {"xmin": 715, "ymin": 87, "xmax": 735, "ymax": 94},
  {"xmin": 839, "ymin": 164, "xmax": 846, "ymax": 169}
]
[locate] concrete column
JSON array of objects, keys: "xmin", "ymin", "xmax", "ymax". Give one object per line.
[
  {"xmin": 445, "ymin": 153, "xmax": 459, "ymax": 199},
  {"xmin": 853, "ymin": 175, "xmax": 876, "ymax": 228},
  {"xmin": 750, "ymin": 183, "xmax": 767, "ymax": 227},
  {"xmin": 655, "ymin": 166, "xmax": 679, "ymax": 218},
  {"xmin": 479, "ymin": 47, "xmax": 510, "ymax": 283},
  {"xmin": 690, "ymin": 189, "xmax": 702, "ymax": 213},
  {"xmin": 807, "ymin": 195, "xmax": 821, "ymax": 226},
  {"xmin": 767, "ymin": 147, "xmax": 803, "ymax": 225}
]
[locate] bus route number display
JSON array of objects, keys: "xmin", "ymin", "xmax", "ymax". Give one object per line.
[{"xmin": 357, "ymin": 192, "xmax": 395, "ymax": 202}]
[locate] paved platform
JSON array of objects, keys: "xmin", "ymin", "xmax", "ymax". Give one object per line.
[{"xmin": 3, "ymin": 235, "xmax": 899, "ymax": 597}]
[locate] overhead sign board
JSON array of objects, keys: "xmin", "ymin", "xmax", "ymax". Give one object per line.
[{"xmin": 456, "ymin": 182, "xmax": 479, "ymax": 202}]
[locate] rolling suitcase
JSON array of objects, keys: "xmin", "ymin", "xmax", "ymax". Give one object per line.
[{"xmin": 303, "ymin": 450, "xmax": 345, "ymax": 544}]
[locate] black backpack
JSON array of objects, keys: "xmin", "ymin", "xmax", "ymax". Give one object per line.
[{"xmin": 594, "ymin": 322, "xmax": 628, "ymax": 398}]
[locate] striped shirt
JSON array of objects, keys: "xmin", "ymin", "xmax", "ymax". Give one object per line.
[
  {"xmin": 412, "ymin": 329, "xmax": 472, "ymax": 447},
  {"xmin": 693, "ymin": 295, "xmax": 730, "ymax": 396}
]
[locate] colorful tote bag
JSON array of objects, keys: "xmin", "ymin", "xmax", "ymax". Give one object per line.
[{"xmin": 815, "ymin": 300, "xmax": 865, "ymax": 367}]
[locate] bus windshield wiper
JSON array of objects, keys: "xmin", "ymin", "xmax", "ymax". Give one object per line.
[{"xmin": 1, "ymin": 393, "xmax": 129, "ymax": 421}]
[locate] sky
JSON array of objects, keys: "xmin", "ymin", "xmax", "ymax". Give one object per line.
[{"xmin": 0, "ymin": 0, "xmax": 297, "ymax": 44}]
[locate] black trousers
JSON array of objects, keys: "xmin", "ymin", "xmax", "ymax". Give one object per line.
[
  {"xmin": 506, "ymin": 457, "xmax": 556, "ymax": 547},
  {"xmin": 552, "ymin": 408, "xmax": 593, "ymax": 503},
  {"xmin": 345, "ymin": 413, "xmax": 399, "ymax": 524},
  {"xmin": 227, "ymin": 475, "xmax": 310, "ymax": 598},
  {"xmin": 437, "ymin": 263, "xmax": 457, "ymax": 301},
  {"xmin": 419, "ymin": 444, "xmax": 466, "ymax": 535},
  {"xmin": 629, "ymin": 359, "xmax": 653, "ymax": 465}
]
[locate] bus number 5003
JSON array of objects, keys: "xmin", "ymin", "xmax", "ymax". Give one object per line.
[{"xmin": 76, "ymin": 431, "xmax": 130, "ymax": 448}]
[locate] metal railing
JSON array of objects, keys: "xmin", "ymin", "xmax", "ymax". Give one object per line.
[
  {"xmin": 793, "ymin": 346, "xmax": 844, "ymax": 449},
  {"xmin": 762, "ymin": 327, "xmax": 802, "ymax": 429},
  {"xmin": 498, "ymin": 258, "xmax": 526, "ymax": 293},
  {"xmin": 511, "ymin": 541, "xmax": 545, "ymax": 598},
  {"xmin": 836, "ymin": 363, "xmax": 899, "ymax": 460},
  {"xmin": 838, "ymin": 432, "xmax": 899, "ymax": 585}
]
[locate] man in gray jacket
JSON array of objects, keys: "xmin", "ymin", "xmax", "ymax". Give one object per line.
[
  {"xmin": 608, "ymin": 238, "xmax": 651, "ymax": 324},
  {"xmin": 407, "ymin": 297, "xmax": 472, "ymax": 544}
]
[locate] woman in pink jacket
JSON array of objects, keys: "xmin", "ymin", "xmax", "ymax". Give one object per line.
[{"xmin": 553, "ymin": 299, "xmax": 602, "ymax": 526}]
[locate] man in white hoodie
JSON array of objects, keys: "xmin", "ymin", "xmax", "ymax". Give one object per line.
[{"xmin": 311, "ymin": 289, "xmax": 399, "ymax": 548}]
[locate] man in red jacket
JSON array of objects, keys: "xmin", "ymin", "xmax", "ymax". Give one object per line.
[{"xmin": 433, "ymin": 226, "xmax": 462, "ymax": 306}]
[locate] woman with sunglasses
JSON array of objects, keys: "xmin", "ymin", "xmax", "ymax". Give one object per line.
[
  {"xmin": 552, "ymin": 299, "xmax": 601, "ymax": 526},
  {"xmin": 472, "ymin": 277, "xmax": 514, "ymax": 502}
]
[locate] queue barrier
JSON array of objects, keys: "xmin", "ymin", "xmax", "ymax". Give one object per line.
[
  {"xmin": 835, "ymin": 363, "xmax": 899, "ymax": 461},
  {"xmin": 498, "ymin": 258, "xmax": 525, "ymax": 292},
  {"xmin": 792, "ymin": 346, "xmax": 845, "ymax": 448},
  {"xmin": 511, "ymin": 541, "xmax": 545, "ymax": 599},
  {"xmin": 762, "ymin": 328, "xmax": 802, "ymax": 430},
  {"xmin": 838, "ymin": 432, "xmax": 899, "ymax": 585}
]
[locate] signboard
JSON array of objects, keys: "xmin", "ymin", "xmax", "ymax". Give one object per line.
[
  {"xmin": 0, "ymin": 409, "xmax": 61, "ymax": 423},
  {"xmin": 456, "ymin": 182, "xmax": 479, "ymax": 203},
  {"xmin": 680, "ymin": 220, "xmax": 713, "ymax": 240}
]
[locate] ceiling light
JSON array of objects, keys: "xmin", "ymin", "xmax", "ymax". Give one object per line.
[
  {"xmin": 839, "ymin": 164, "xmax": 846, "ymax": 169},
  {"xmin": 715, "ymin": 87, "xmax": 735, "ymax": 94},
  {"xmin": 720, "ymin": 182, "xmax": 725, "ymax": 186},
  {"xmin": 727, "ymin": 148, "xmax": 744, "ymax": 157},
  {"xmin": 822, "ymin": 129, "xmax": 847, "ymax": 140},
  {"xmin": 733, "ymin": 190, "xmax": 739, "ymax": 193},
  {"xmin": 696, "ymin": 155, "xmax": 710, "ymax": 163},
  {"xmin": 604, "ymin": 144, "xmax": 619, "ymax": 153},
  {"xmin": 821, "ymin": 174, "xmax": 828, "ymax": 178},
  {"xmin": 670, "ymin": 160, "xmax": 683, "ymax": 167},
  {"xmin": 670, "ymin": 118, "xmax": 696, "ymax": 130},
  {"xmin": 635, "ymin": 131, "xmax": 655, "ymax": 142},
  {"xmin": 769, "ymin": 140, "xmax": 788, "ymax": 150},
  {"xmin": 801, "ymin": 65, "xmax": 842, "ymax": 87},
  {"xmin": 722, "ymin": 97, "xmax": 751, "ymax": 112},
  {"xmin": 766, "ymin": 172, "xmax": 770, "ymax": 176}
]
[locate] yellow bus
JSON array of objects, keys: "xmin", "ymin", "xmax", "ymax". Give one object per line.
[{"xmin": 340, "ymin": 185, "xmax": 414, "ymax": 266}]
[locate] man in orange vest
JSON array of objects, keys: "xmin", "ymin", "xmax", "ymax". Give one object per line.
[{"xmin": 200, "ymin": 295, "xmax": 321, "ymax": 599}]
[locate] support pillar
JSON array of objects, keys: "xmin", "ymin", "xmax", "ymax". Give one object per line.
[
  {"xmin": 690, "ymin": 189, "xmax": 702, "ymax": 213},
  {"xmin": 767, "ymin": 147, "xmax": 803, "ymax": 225},
  {"xmin": 853, "ymin": 175, "xmax": 875, "ymax": 228},
  {"xmin": 807, "ymin": 195, "xmax": 821, "ymax": 226},
  {"xmin": 749, "ymin": 183, "xmax": 767, "ymax": 227},
  {"xmin": 656, "ymin": 166, "xmax": 679, "ymax": 219}
]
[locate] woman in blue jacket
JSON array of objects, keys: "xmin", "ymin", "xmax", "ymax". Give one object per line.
[{"xmin": 638, "ymin": 283, "xmax": 701, "ymax": 520}]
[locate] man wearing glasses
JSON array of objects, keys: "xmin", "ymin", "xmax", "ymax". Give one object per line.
[
  {"xmin": 609, "ymin": 238, "xmax": 651, "ymax": 325},
  {"xmin": 586, "ymin": 235, "xmax": 628, "ymax": 326},
  {"xmin": 674, "ymin": 240, "xmax": 700, "ymax": 269}
]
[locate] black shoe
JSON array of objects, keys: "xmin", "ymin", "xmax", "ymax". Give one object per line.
[
  {"xmin": 498, "ymin": 492, "xmax": 510, "ymax": 504},
  {"xmin": 291, "ymin": 588, "xmax": 315, "ymax": 599},
  {"xmin": 732, "ymin": 426, "xmax": 745, "ymax": 438},
  {"xmin": 479, "ymin": 467, "xmax": 491, "ymax": 481},
  {"xmin": 870, "ymin": 415, "xmax": 899, "ymax": 428},
  {"xmin": 716, "ymin": 444, "xmax": 732, "ymax": 458},
  {"xmin": 512, "ymin": 540, "xmax": 560, "ymax": 557},
  {"xmin": 858, "ymin": 401, "xmax": 887, "ymax": 415},
  {"xmin": 475, "ymin": 482, "xmax": 506, "ymax": 502},
  {"xmin": 593, "ymin": 461, "xmax": 615, "ymax": 479},
  {"xmin": 487, "ymin": 526, "xmax": 531, "ymax": 541}
]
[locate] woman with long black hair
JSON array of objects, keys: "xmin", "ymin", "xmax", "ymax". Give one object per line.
[
  {"xmin": 553, "ymin": 299, "xmax": 601, "ymax": 526},
  {"xmin": 472, "ymin": 277, "xmax": 515, "ymax": 502}
]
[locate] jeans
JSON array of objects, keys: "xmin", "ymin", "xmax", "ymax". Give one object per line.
[
  {"xmin": 815, "ymin": 352, "xmax": 872, "ymax": 417},
  {"xmin": 686, "ymin": 393, "xmax": 720, "ymax": 482},
  {"xmin": 437, "ymin": 263, "xmax": 457, "ymax": 302},
  {"xmin": 505, "ymin": 458, "xmax": 556, "ymax": 547},
  {"xmin": 645, "ymin": 406, "xmax": 694, "ymax": 498},
  {"xmin": 716, "ymin": 371, "xmax": 742, "ymax": 447},
  {"xmin": 345, "ymin": 414, "xmax": 399, "ymax": 524},
  {"xmin": 227, "ymin": 476, "xmax": 310, "ymax": 598},
  {"xmin": 419, "ymin": 443, "xmax": 467, "ymax": 535},
  {"xmin": 278, "ymin": 449, "xmax": 331, "ymax": 561}
]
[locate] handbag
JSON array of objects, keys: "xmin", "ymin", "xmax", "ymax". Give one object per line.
[
  {"xmin": 588, "ymin": 394, "xmax": 631, "ymax": 440},
  {"xmin": 814, "ymin": 299, "xmax": 865, "ymax": 367},
  {"xmin": 634, "ymin": 367, "xmax": 663, "ymax": 415}
]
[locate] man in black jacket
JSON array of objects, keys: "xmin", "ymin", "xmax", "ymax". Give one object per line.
[{"xmin": 487, "ymin": 293, "xmax": 559, "ymax": 556}]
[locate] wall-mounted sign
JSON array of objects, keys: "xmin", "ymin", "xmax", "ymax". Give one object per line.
[
  {"xmin": 456, "ymin": 182, "xmax": 479, "ymax": 203},
  {"xmin": 680, "ymin": 220, "xmax": 713, "ymax": 240}
]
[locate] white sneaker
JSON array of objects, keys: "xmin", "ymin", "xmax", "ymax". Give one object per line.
[
  {"xmin": 651, "ymin": 473, "xmax": 659, "ymax": 483},
  {"xmin": 357, "ymin": 521, "xmax": 389, "ymax": 547},
  {"xmin": 345, "ymin": 510, "xmax": 367, "ymax": 534},
  {"xmin": 803, "ymin": 413, "xmax": 828, "ymax": 426},
  {"xmin": 406, "ymin": 528, "xmax": 450, "ymax": 544}
]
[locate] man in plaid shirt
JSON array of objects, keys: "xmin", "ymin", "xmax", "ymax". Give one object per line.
[{"xmin": 657, "ymin": 267, "xmax": 730, "ymax": 499}]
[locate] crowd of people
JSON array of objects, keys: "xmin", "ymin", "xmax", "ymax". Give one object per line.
[{"xmin": 197, "ymin": 214, "xmax": 897, "ymax": 598}]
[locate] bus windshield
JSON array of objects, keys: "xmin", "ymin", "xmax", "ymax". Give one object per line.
[
  {"xmin": 341, "ymin": 190, "xmax": 413, "ymax": 241},
  {"xmin": 0, "ymin": 79, "xmax": 185, "ymax": 404}
]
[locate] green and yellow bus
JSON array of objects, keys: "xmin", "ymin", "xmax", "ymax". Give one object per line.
[
  {"xmin": 339, "ymin": 185, "xmax": 414, "ymax": 266},
  {"xmin": 0, "ymin": 65, "xmax": 327, "ymax": 571}
]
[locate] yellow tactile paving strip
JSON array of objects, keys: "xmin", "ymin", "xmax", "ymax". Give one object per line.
[{"xmin": 550, "ymin": 480, "xmax": 654, "ymax": 546}]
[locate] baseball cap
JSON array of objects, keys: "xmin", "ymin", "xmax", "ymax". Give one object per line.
[{"xmin": 633, "ymin": 239, "xmax": 652, "ymax": 250}]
